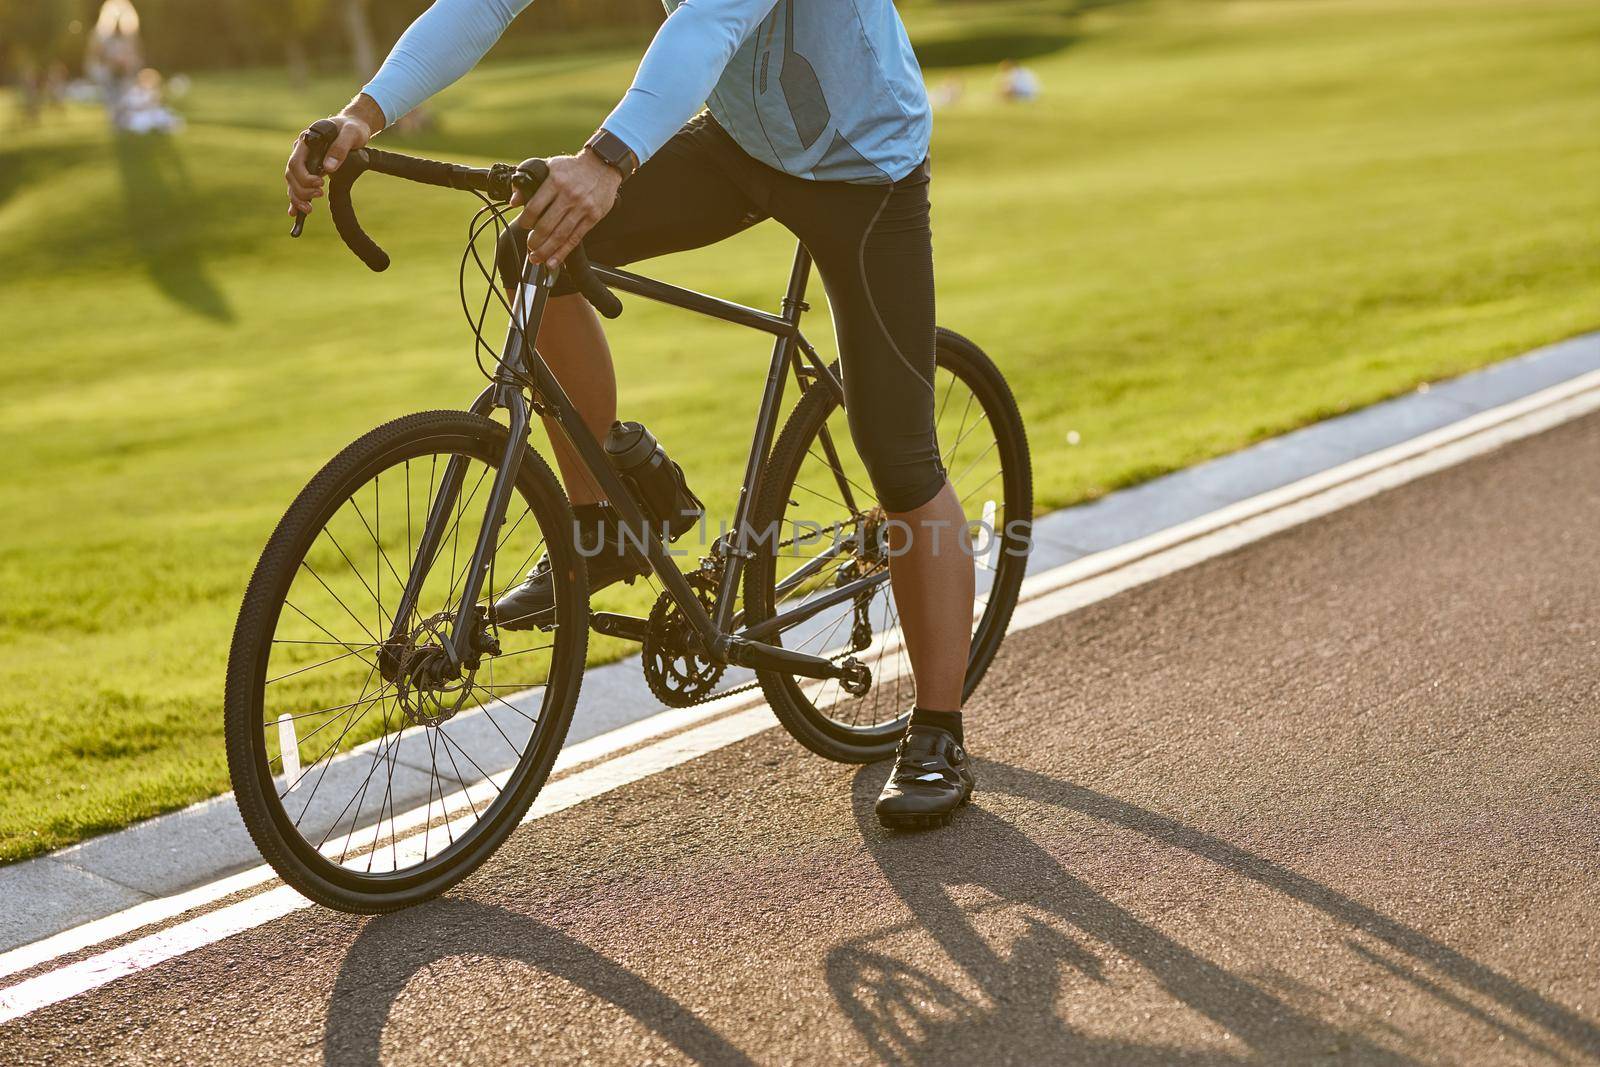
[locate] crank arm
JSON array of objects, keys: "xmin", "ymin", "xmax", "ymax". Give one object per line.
[
  {"xmin": 716, "ymin": 635, "xmax": 859, "ymax": 683},
  {"xmin": 590, "ymin": 612, "xmax": 650, "ymax": 643}
]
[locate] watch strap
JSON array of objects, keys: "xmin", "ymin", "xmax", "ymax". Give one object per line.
[{"xmin": 583, "ymin": 129, "xmax": 639, "ymax": 180}]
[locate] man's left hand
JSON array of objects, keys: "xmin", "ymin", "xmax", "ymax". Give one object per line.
[{"xmin": 512, "ymin": 150, "xmax": 623, "ymax": 269}]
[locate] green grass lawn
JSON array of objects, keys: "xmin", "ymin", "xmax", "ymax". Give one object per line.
[{"xmin": 1, "ymin": 0, "xmax": 1596, "ymax": 862}]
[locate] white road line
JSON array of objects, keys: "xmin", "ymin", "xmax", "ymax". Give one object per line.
[
  {"xmin": 0, "ymin": 707, "xmax": 775, "ymax": 1025},
  {"xmin": 0, "ymin": 691, "xmax": 760, "ymax": 985},
  {"xmin": 1013, "ymin": 368, "xmax": 1600, "ymax": 611},
  {"xmin": 3, "ymin": 367, "xmax": 1597, "ymax": 1024}
]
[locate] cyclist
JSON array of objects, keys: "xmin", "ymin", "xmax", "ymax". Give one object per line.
[{"xmin": 284, "ymin": 0, "xmax": 975, "ymax": 829}]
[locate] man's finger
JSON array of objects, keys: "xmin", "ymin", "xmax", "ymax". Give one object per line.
[
  {"xmin": 285, "ymin": 156, "xmax": 326, "ymax": 205},
  {"xmin": 323, "ymin": 125, "xmax": 365, "ymax": 174},
  {"xmin": 286, "ymin": 144, "xmax": 325, "ymax": 187},
  {"xmin": 550, "ymin": 230, "xmax": 586, "ymax": 270},
  {"xmin": 514, "ymin": 182, "xmax": 559, "ymax": 232},
  {"xmin": 527, "ymin": 200, "xmax": 566, "ymax": 244},
  {"xmin": 528, "ymin": 206, "xmax": 581, "ymax": 263},
  {"xmin": 287, "ymin": 175, "xmax": 321, "ymax": 201},
  {"xmin": 538, "ymin": 214, "xmax": 588, "ymax": 267}
]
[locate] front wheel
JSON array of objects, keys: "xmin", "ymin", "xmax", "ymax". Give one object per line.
[
  {"xmin": 225, "ymin": 410, "xmax": 589, "ymax": 912},
  {"xmin": 743, "ymin": 329, "xmax": 1033, "ymax": 763}
]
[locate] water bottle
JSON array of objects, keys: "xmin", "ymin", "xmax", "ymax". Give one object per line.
[{"xmin": 604, "ymin": 421, "xmax": 704, "ymax": 542}]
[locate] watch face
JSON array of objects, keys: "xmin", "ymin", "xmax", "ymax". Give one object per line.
[{"xmin": 589, "ymin": 131, "xmax": 635, "ymax": 177}]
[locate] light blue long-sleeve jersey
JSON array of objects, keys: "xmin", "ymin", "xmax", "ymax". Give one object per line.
[{"xmin": 361, "ymin": 0, "xmax": 931, "ymax": 183}]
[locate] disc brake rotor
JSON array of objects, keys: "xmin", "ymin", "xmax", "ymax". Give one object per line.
[{"xmin": 392, "ymin": 613, "xmax": 477, "ymax": 728}]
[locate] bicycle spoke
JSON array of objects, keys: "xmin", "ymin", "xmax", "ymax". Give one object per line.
[
  {"xmin": 946, "ymin": 437, "xmax": 999, "ymax": 495},
  {"xmin": 281, "ymin": 600, "xmax": 381, "ymax": 672},
  {"xmin": 942, "ymin": 397, "xmax": 988, "ymax": 472},
  {"xmin": 805, "ymin": 446, "xmax": 875, "ymax": 503},
  {"xmin": 790, "ymin": 477, "xmax": 852, "ymax": 513},
  {"xmin": 244, "ymin": 427, "xmax": 620, "ymax": 892},
  {"xmin": 957, "ymin": 466, "xmax": 1003, "ymax": 508},
  {"xmin": 467, "ymin": 680, "xmax": 542, "ymax": 726},
  {"xmin": 289, "ymin": 664, "xmax": 387, "ymax": 820},
  {"xmin": 436, "ymin": 729, "xmax": 486, "ymax": 824},
  {"xmin": 469, "ymin": 697, "xmax": 526, "ymax": 757},
  {"xmin": 297, "ymin": 560, "xmax": 381, "ymax": 645},
  {"xmin": 346, "ymin": 492, "xmax": 410, "ymax": 616}
]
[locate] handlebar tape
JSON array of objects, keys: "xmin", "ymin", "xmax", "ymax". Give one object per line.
[
  {"xmin": 363, "ymin": 148, "xmax": 484, "ymax": 191},
  {"xmin": 566, "ymin": 244, "xmax": 624, "ymax": 320},
  {"xmin": 315, "ymin": 144, "xmax": 622, "ymax": 318},
  {"xmin": 327, "ymin": 152, "xmax": 389, "ymax": 272}
]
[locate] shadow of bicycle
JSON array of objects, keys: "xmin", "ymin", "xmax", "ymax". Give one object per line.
[
  {"xmin": 321, "ymin": 899, "xmax": 754, "ymax": 1066},
  {"xmin": 830, "ymin": 760, "xmax": 1596, "ymax": 1065}
]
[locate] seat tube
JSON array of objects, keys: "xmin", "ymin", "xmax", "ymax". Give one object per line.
[{"xmin": 711, "ymin": 244, "xmax": 814, "ymax": 631}]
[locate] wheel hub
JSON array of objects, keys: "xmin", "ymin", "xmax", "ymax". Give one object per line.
[{"xmin": 386, "ymin": 612, "xmax": 483, "ymax": 728}]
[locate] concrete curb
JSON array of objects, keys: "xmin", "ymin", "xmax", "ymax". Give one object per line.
[{"xmin": 4, "ymin": 330, "xmax": 1597, "ymax": 954}]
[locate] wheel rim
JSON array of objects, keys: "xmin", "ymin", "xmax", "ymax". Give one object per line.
[
  {"xmin": 757, "ymin": 344, "xmax": 1028, "ymax": 740},
  {"xmin": 248, "ymin": 435, "xmax": 571, "ymax": 887}
]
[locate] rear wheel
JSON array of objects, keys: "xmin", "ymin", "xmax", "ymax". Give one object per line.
[
  {"xmin": 225, "ymin": 410, "xmax": 588, "ymax": 912},
  {"xmin": 743, "ymin": 329, "xmax": 1032, "ymax": 763}
]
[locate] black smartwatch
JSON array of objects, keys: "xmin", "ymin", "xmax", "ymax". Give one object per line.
[{"xmin": 583, "ymin": 128, "xmax": 639, "ymax": 181}]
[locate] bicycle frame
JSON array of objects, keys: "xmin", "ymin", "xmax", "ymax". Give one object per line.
[{"xmin": 386, "ymin": 241, "xmax": 889, "ymax": 688}]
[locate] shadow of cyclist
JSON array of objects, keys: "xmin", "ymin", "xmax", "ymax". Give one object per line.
[
  {"xmin": 110, "ymin": 130, "xmax": 233, "ymax": 322},
  {"xmin": 322, "ymin": 898, "xmax": 754, "ymax": 1066},
  {"xmin": 832, "ymin": 759, "xmax": 1592, "ymax": 1065}
]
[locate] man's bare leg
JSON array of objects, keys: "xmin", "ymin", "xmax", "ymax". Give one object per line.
[
  {"xmin": 491, "ymin": 293, "xmax": 631, "ymax": 627},
  {"xmin": 884, "ymin": 480, "xmax": 974, "ymax": 713},
  {"xmin": 530, "ymin": 293, "xmax": 616, "ymax": 504}
]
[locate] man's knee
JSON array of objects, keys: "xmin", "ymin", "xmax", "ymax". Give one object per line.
[
  {"xmin": 876, "ymin": 469, "xmax": 947, "ymax": 514},
  {"xmin": 848, "ymin": 418, "xmax": 946, "ymax": 513}
]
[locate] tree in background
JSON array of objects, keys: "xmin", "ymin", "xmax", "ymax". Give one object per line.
[
  {"xmin": 243, "ymin": 0, "xmax": 327, "ymax": 88},
  {"xmin": 0, "ymin": 0, "xmax": 77, "ymax": 75},
  {"xmin": 338, "ymin": 0, "xmax": 376, "ymax": 78}
]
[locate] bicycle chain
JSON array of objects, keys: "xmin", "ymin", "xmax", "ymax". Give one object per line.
[{"xmin": 654, "ymin": 525, "xmax": 875, "ymax": 709}]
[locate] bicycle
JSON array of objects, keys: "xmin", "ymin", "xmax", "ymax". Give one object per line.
[{"xmin": 226, "ymin": 120, "xmax": 1033, "ymax": 912}]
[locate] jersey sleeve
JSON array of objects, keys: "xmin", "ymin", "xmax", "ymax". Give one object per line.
[
  {"xmin": 360, "ymin": 0, "xmax": 533, "ymax": 127},
  {"xmin": 600, "ymin": 0, "xmax": 783, "ymax": 165}
]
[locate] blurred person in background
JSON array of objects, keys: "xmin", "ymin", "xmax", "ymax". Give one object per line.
[
  {"xmin": 11, "ymin": 53, "xmax": 43, "ymax": 126},
  {"xmin": 86, "ymin": 0, "xmax": 145, "ymax": 128},
  {"xmin": 44, "ymin": 60, "xmax": 70, "ymax": 115},
  {"xmin": 996, "ymin": 58, "xmax": 1040, "ymax": 102},
  {"xmin": 120, "ymin": 67, "xmax": 184, "ymax": 134}
]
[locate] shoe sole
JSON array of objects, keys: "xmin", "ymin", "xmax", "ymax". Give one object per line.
[{"xmin": 876, "ymin": 787, "xmax": 973, "ymax": 832}]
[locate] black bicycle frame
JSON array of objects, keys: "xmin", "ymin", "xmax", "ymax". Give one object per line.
[{"xmin": 386, "ymin": 241, "xmax": 889, "ymax": 685}]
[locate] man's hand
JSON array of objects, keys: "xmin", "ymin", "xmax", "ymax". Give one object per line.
[
  {"xmin": 284, "ymin": 96, "xmax": 385, "ymax": 219},
  {"xmin": 511, "ymin": 150, "xmax": 623, "ymax": 269}
]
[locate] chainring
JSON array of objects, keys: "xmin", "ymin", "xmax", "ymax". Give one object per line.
[{"xmin": 642, "ymin": 578, "xmax": 726, "ymax": 708}]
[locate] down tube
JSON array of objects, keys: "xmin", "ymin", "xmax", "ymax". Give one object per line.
[{"xmin": 511, "ymin": 283, "xmax": 721, "ymax": 642}]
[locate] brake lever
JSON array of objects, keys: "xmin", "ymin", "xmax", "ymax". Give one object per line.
[{"xmin": 290, "ymin": 119, "xmax": 340, "ymax": 238}]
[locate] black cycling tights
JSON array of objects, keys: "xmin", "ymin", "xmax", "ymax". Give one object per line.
[{"xmin": 555, "ymin": 113, "xmax": 946, "ymax": 514}]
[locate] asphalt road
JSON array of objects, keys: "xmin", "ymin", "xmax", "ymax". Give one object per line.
[{"xmin": 6, "ymin": 412, "xmax": 1599, "ymax": 1065}]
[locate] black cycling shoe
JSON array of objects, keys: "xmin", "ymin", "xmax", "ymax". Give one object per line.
[
  {"xmin": 875, "ymin": 725, "xmax": 975, "ymax": 830},
  {"xmin": 493, "ymin": 541, "xmax": 649, "ymax": 631}
]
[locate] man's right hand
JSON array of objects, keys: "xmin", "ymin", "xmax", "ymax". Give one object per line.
[{"xmin": 284, "ymin": 96, "xmax": 386, "ymax": 219}]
